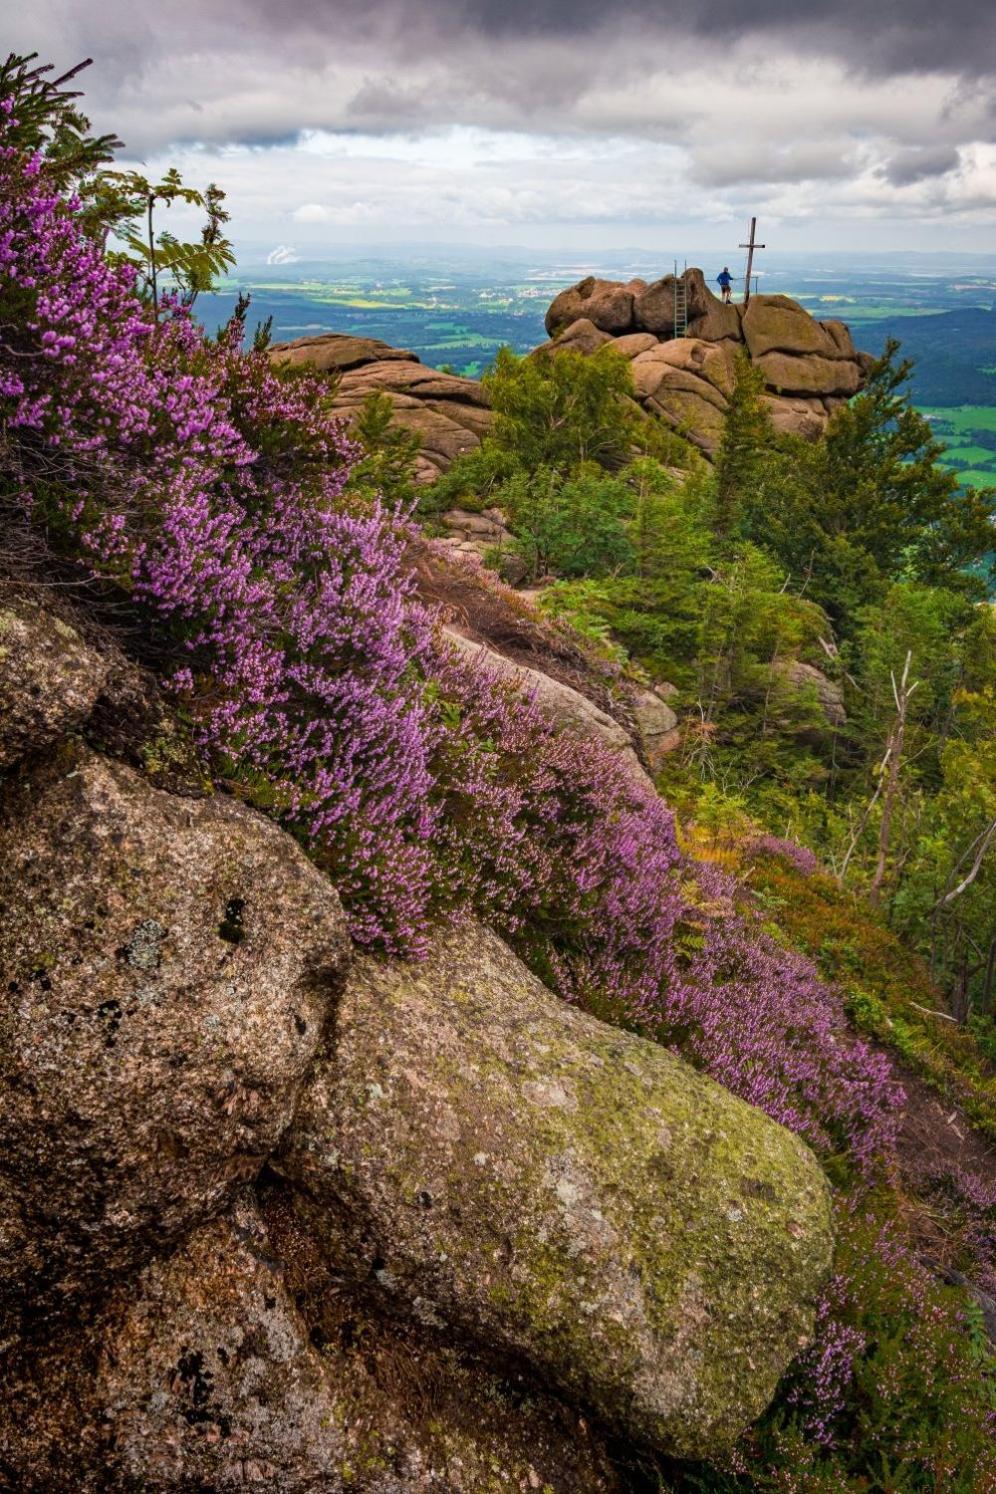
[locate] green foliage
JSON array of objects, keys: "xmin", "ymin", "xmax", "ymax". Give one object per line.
[
  {"xmin": 427, "ymin": 334, "xmax": 996, "ymax": 1031},
  {"xmin": 712, "ymin": 353, "xmax": 774, "ymax": 538},
  {"xmin": 739, "ymin": 342, "xmax": 995, "ymax": 630},
  {"xmin": 749, "ymin": 1204, "xmax": 995, "ymax": 1492},
  {"xmin": 538, "ymin": 463, "xmax": 713, "ymax": 685},
  {"xmin": 98, "ymin": 167, "xmax": 235, "ymax": 311},
  {"xmin": 0, "ymin": 52, "xmax": 121, "ymax": 199},
  {"xmin": 426, "ymin": 344, "xmax": 696, "ymax": 517},
  {"xmin": 0, "ymin": 52, "xmax": 234, "ymax": 312},
  {"xmin": 344, "ymin": 391, "xmax": 422, "ymax": 510},
  {"xmin": 485, "ymin": 342, "xmax": 646, "ymax": 472},
  {"xmin": 663, "ymin": 1198, "xmax": 996, "ymax": 1492},
  {"xmin": 494, "ymin": 465, "xmax": 633, "ymax": 580}
]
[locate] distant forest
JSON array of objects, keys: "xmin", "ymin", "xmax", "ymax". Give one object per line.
[{"xmin": 864, "ymin": 306, "xmax": 996, "ymax": 406}]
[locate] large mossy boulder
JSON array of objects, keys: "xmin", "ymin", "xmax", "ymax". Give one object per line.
[
  {"xmin": 0, "ymin": 747, "xmax": 351, "ymax": 1329},
  {"xmin": 278, "ymin": 921, "xmax": 834, "ymax": 1460},
  {"xmin": 741, "ymin": 294, "xmax": 843, "ymax": 359}
]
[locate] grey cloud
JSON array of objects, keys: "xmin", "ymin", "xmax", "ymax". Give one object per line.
[
  {"xmin": 223, "ymin": 0, "xmax": 996, "ymax": 76},
  {"xmin": 692, "ymin": 142, "xmax": 862, "ymax": 189},
  {"xmin": 16, "ymin": 1, "xmax": 996, "ymax": 90},
  {"xmin": 883, "ymin": 145, "xmax": 961, "ymax": 185},
  {"xmin": 8, "ymin": 0, "xmax": 996, "ymax": 242}
]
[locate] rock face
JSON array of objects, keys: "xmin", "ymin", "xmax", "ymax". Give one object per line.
[
  {"xmin": 3, "ymin": 1195, "xmax": 615, "ymax": 1493},
  {"xmin": 540, "ymin": 275, "xmax": 867, "ymax": 455},
  {"xmin": 443, "ymin": 625, "xmax": 653, "ymax": 789},
  {"xmin": 0, "ymin": 596, "xmax": 109, "ymax": 767},
  {"xmin": 278, "ymin": 921, "xmax": 834, "ymax": 1459},
  {"xmin": 0, "ymin": 594, "xmax": 835, "ymax": 1487},
  {"xmin": 0, "ymin": 745, "xmax": 351, "ymax": 1330},
  {"xmin": 270, "ymin": 333, "xmax": 492, "ymax": 481},
  {"xmin": 545, "ymin": 276, "xmax": 648, "ymax": 337}
]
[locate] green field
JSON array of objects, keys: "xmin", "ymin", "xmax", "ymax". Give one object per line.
[
  {"xmin": 937, "ymin": 444, "xmax": 995, "ymax": 465},
  {"xmin": 924, "ymin": 406, "xmax": 996, "ymax": 493},
  {"xmin": 930, "ymin": 406, "xmax": 996, "ymax": 434}
]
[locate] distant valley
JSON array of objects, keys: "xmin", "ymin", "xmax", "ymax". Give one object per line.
[{"xmin": 197, "ymin": 249, "xmax": 996, "ymax": 494}]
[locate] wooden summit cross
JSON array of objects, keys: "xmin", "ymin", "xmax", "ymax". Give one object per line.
[{"xmin": 739, "ymin": 216, "xmax": 765, "ymax": 307}]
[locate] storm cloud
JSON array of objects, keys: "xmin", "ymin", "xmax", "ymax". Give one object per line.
[{"xmin": 9, "ymin": 0, "xmax": 996, "ymax": 249}]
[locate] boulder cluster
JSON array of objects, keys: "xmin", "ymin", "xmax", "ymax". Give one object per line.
[
  {"xmin": 270, "ymin": 333, "xmax": 492, "ymax": 481},
  {"xmin": 541, "ymin": 269, "xmax": 872, "ymax": 453},
  {"xmin": 0, "ymin": 589, "xmax": 834, "ymax": 1491},
  {"xmin": 272, "ymin": 270, "xmax": 870, "ymax": 475}
]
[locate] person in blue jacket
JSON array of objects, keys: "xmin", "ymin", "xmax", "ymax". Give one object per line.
[{"xmin": 716, "ymin": 266, "xmax": 734, "ymax": 304}]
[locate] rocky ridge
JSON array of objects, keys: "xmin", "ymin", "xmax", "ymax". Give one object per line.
[
  {"xmin": 0, "ymin": 585, "xmax": 834, "ymax": 1491},
  {"xmin": 271, "ymin": 269, "xmax": 871, "ymax": 468},
  {"xmin": 270, "ymin": 333, "xmax": 492, "ymax": 482},
  {"xmin": 541, "ymin": 269, "xmax": 870, "ymax": 453}
]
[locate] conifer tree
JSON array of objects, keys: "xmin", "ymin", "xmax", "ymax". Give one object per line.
[{"xmin": 712, "ymin": 352, "xmax": 772, "ymax": 539}]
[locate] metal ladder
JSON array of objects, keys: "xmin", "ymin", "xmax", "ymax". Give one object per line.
[{"xmin": 672, "ymin": 259, "xmax": 688, "ymax": 339}]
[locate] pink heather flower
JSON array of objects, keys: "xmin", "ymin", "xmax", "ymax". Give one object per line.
[{"xmin": 0, "ymin": 100, "xmax": 904, "ymax": 1176}]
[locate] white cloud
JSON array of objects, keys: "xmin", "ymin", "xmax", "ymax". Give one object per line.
[
  {"xmin": 291, "ymin": 203, "xmax": 333, "ymax": 223},
  {"xmin": 265, "ymin": 244, "xmax": 300, "ymax": 263}
]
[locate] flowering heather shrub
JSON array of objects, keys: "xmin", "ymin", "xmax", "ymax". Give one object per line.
[
  {"xmin": 750, "ymin": 833, "xmax": 821, "ymax": 877},
  {"xmin": 750, "ymin": 1203, "xmax": 996, "ymax": 1487},
  {"xmin": 1, "ymin": 128, "xmax": 441, "ymax": 953},
  {"xmin": 7, "ymin": 81, "xmax": 994, "ymax": 1486},
  {"xmin": 432, "ymin": 649, "xmax": 903, "ymax": 1165},
  {"xmin": 1, "ymin": 95, "xmax": 900, "ymax": 1163}
]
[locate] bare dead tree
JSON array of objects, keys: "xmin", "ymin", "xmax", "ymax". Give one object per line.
[
  {"xmin": 933, "ymin": 818, "xmax": 996, "ymax": 911},
  {"xmin": 869, "ymin": 651, "xmax": 920, "ymax": 909}
]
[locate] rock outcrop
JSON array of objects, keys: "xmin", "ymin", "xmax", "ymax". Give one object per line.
[
  {"xmin": 269, "ymin": 276, "xmax": 867, "ymax": 473},
  {"xmin": 0, "ymin": 741, "xmax": 351, "ymax": 1332},
  {"xmin": 632, "ymin": 686, "xmax": 681, "ymax": 771},
  {"xmin": 269, "ymin": 333, "xmax": 493, "ymax": 481},
  {"xmin": 541, "ymin": 274, "xmax": 866, "ymax": 454},
  {"xmin": 545, "ymin": 276, "xmax": 650, "ymax": 338},
  {"xmin": 0, "ymin": 589, "xmax": 834, "ymax": 1487},
  {"xmin": 417, "ymin": 543, "xmax": 677, "ymax": 770},
  {"xmin": 4, "ymin": 1196, "xmax": 614, "ymax": 1493},
  {"xmin": 278, "ymin": 921, "xmax": 833, "ymax": 1459},
  {"xmin": 443, "ymin": 624, "xmax": 653, "ymax": 789},
  {"xmin": 0, "ymin": 596, "xmax": 110, "ymax": 767}
]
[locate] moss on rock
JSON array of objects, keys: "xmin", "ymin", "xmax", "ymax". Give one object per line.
[{"xmin": 278, "ymin": 921, "xmax": 834, "ymax": 1459}]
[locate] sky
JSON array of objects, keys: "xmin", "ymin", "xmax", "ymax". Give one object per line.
[{"xmin": 13, "ymin": 1, "xmax": 996, "ymax": 261}]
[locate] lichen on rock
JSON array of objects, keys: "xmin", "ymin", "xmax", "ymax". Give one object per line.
[
  {"xmin": 0, "ymin": 746, "xmax": 351, "ymax": 1330},
  {"xmin": 0, "ymin": 593, "xmax": 109, "ymax": 768},
  {"xmin": 1, "ymin": 1195, "xmax": 617, "ymax": 1493},
  {"xmin": 277, "ymin": 920, "xmax": 834, "ymax": 1459}
]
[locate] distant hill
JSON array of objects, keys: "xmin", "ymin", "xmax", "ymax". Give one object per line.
[{"xmin": 859, "ymin": 307, "xmax": 996, "ymax": 406}]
